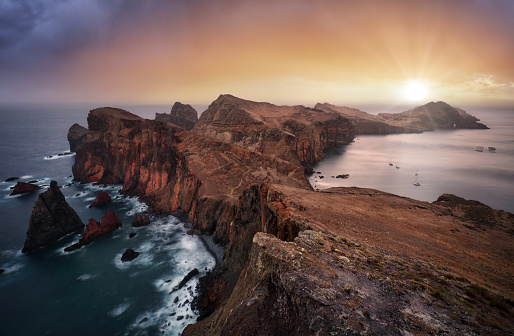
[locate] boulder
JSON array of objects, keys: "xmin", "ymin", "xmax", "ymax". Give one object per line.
[
  {"xmin": 89, "ymin": 191, "xmax": 111, "ymax": 207},
  {"xmin": 131, "ymin": 213, "xmax": 150, "ymax": 227},
  {"xmin": 121, "ymin": 248, "xmax": 140, "ymax": 262},
  {"xmin": 67, "ymin": 123, "xmax": 88, "ymax": 152},
  {"xmin": 22, "ymin": 181, "xmax": 84, "ymax": 253},
  {"xmin": 10, "ymin": 181, "xmax": 41, "ymax": 196}
]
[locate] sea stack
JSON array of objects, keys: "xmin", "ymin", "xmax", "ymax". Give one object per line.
[
  {"xmin": 67, "ymin": 123, "xmax": 88, "ymax": 152},
  {"xmin": 22, "ymin": 181, "xmax": 84, "ymax": 253}
]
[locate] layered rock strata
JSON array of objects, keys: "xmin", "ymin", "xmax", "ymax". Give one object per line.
[
  {"xmin": 22, "ymin": 181, "xmax": 84, "ymax": 253},
  {"xmin": 155, "ymin": 102, "xmax": 198, "ymax": 130},
  {"xmin": 193, "ymin": 95, "xmax": 354, "ymax": 166},
  {"xmin": 71, "ymin": 106, "xmax": 311, "ymax": 252}
]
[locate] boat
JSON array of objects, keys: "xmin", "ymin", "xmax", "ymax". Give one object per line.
[
  {"xmin": 413, "ymin": 182, "xmax": 421, "ymax": 186},
  {"xmin": 488, "ymin": 146, "xmax": 496, "ymax": 152},
  {"xmin": 475, "ymin": 146, "xmax": 484, "ymax": 152}
]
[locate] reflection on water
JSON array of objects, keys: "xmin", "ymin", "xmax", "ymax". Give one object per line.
[{"xmin": 309, "ymin": 109, "xmax": 514, "ymax": 213}]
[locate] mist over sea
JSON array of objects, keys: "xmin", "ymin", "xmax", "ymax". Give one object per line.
[{"xmin": 0, "ymin": 103, "xmax": 512, "ymax": 335}]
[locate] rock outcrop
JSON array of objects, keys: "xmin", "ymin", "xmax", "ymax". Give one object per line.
[
  {"xmin": 67, "ymin": 123, "xmax": 88, "ymax": 152},
  {"xmin": 22, "ymin": 181, "xmax": 84, "ymax": 253},
  {"xmin": 316, "ymin": 101, "xmax": 488, "ymax": 133},
  {"xmin": 184, "ymin": 185, "xmax": 514, "ymax": 335},
  {"xmin": 65, "ymin": 210, "xmax": 121, "ymax": 251},
  {"xmin": 315, "ymin": 103, "xmax": 408, "ymax": 134},
  {"xmin": 193, "ymin": 95, "xmax": 354, "ymax": 166},
  {"xmin": 155, "ymin": 102, "xmax": 198, "ymax": 130},
  {"xmin": 88, "ymin": 191, "xmax": 111, "ymax": 207},
  {"xmin": 121, "ymin": 248, "xmax": 140, "ymax": 262},
  {"xmin": 10, "ymin": 181, "xmax": 41, "ymax": 196},
  {"xmin": 131, "ymin": 213, "xmax": 151, "ymax": 227}
]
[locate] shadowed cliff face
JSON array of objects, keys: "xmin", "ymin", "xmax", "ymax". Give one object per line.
[{"xmin": 193, "ymin": 95, "xmax": 354, "ymax": 166}]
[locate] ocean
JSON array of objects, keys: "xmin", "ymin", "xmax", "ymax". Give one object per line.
[
  {"xmin": 308, "ymin": 106, "xmax": 514, "ymax": 213},
  {"xmin": 0, "ymin": 104, "xmax": 512, "ymax": 335},
  {"xmin": 0, "ymin": 105, "xmax": 220, "ymax": 336}
]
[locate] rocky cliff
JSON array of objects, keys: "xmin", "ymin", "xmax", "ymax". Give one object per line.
[
  {"xmin": 193, "ymin": 95, "xmax": 354, "ymax": 167},
  {"xmin": 22, "ymin": 181, "xmax": 84, "ymax": 253},
  {"xmin": 69, "ymin": 99, "xmax": 511, "ymax": 335},
  {"xmin": 316, "ymin": 101, "xmax": 488, "ymax": 133},
  {"xmin": 71, "ymin": 106, "xmax": 310, "ymax": 253},
  {"xmin": 67, "ymin": 123, "xmax": 88, "ymax": 152},
  {"xmin": 184, "ymin": 184, "xmax": 514, "ymax": 335},
  {"xmin": 155, "ymin": 102, "xmax": 198, "ymax": 130}
]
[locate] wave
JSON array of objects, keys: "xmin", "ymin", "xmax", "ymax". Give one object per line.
[
  {"xmin": 108, "ymin": 301, "xmax": 131, "ymax": 317},
  {"xmin": 43, "ymin": 151, "xmax": 76, "ymax": 160}
]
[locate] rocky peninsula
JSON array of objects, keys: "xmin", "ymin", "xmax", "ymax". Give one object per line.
[{"xmin": 67, "ymin": 96, "xmax": 512, "ymax": 335}]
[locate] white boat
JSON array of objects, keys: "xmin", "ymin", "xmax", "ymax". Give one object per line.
[
  {"xmin": 475, "ymin": 146, "xmax": 484, "ymax": 152},
  {"xmin": 488, "ymin": 146, "xmax": 496, "ymax": 152},
  {"xmin": 413, "ymin": 182, "xmax": 421, "ymax": 186}
]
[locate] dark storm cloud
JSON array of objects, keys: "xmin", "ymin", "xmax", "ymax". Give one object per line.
[{"xmin": 0, "ymin": 0, "xmax": 182, "ymax": 70}]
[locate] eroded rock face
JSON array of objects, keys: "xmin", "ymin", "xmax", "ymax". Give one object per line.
[
  {"xmin": 10, "ymin": 181, "xmax": 41, "ymax": 196},
  {"xmin": 72, "ymin": 106, "xmax": 310, "ymax": 248},
  {"xmin": 67, "ymin": 123, "xmax": 88, "ymax": 152},
  {"xmin": 155, "ymin": 102, "xmax": 198, "ymax": 130},
  {"xmin": 185, "ymin": 231, "xmax": 514, "ymax": 335},
  {"xmin": 193, "ymin": 95, "xmax": 354, "ymax": 166},
  {"xmin": 22, "ymin": 181, "xmax": 84, "ymax": 253}
]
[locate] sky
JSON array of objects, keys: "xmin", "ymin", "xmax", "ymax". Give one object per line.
[{"xmin": 1, "ymin": 0, "xmax": 514, "ymax": 107}]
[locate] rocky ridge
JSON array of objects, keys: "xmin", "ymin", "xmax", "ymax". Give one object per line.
[
  {"xmin": 193, "ymin": 95, "xmax": 354, "ymax": 167},
  {"xmin": 69, "ymin": 97, "xmax": 513, "ymax": 335},
  {"xmin": 316, "ymin": 101, "xmax": 488, "ymax": 134}
]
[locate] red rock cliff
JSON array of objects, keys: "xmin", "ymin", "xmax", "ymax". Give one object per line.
[{"xmin": 193, "ymin": 95, "xmax": 354, "ymax": 167}]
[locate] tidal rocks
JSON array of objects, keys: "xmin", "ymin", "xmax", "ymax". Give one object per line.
[
  {"xmin": 67, "ymin": 123, "xmax": 88, "ymax": 152},
  {"xmin": 175, "ymin": 268, "xmax": 199, "ymax": 291},
  {"xmin": 121, "ymin": 248, "xmax": 140, "ymax": 262},
  {"xmin": 155, "ymin": 102, "xmax": 198, "ymax": 131},
  {"xmin": 88, "ymin": 191, "xmax": 111, "ymax": 207},
  {"xmin": 65, "ymin": 210, "xmax": 121, "ymax": 252},
  {"xmin": 131, "ymin": 213, "xmax": 150, "ymax": 227},
  {"xmin": 22, "ymin": 181, "xmax": 84, "ymax": 253},
  {"xmin": 10, "ymin": 181, "xmax": 41, "ymax": 196},
  {"xmin": 5, "ymin": 177, "xmax": 19, "ymax": 182}
]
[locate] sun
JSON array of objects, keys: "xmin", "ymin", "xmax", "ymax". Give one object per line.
[{"xmin": 401, "ymin": 80, "xmax": 429, "ymax": 102}]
